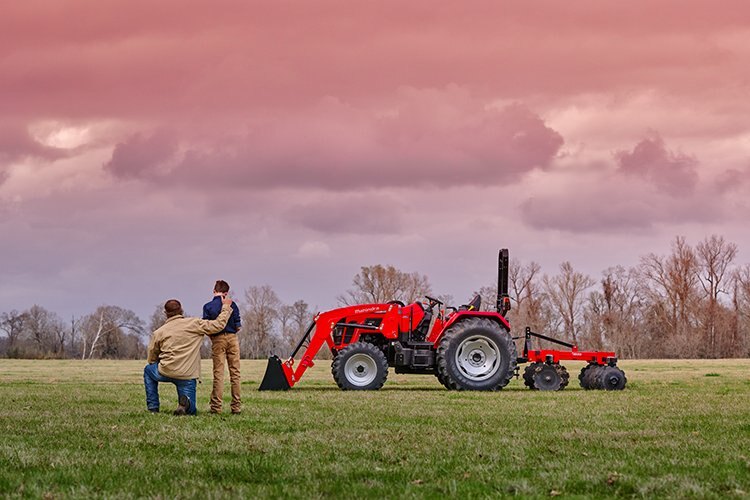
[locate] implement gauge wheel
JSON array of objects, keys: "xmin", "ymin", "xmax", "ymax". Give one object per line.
[
  {"xmin": 579, "ymin": 363, "xmax": 601, "ymax": 390},
  {"xmin": 436, "ymin": 318, "xmax": 517, "ymax": 391},
  {"xmin": 527, "ymin": 363, "xmax": 569, "ymax": 391},
  {"xmin": 596, "ymin": 365, "xmax": 627, "ymax": 391},
  {"xmin": 331, "ymin": 342, "xmax": 388, "ymax": 390},
  {"xmin": 523, "ymin": 362, "xmax": 542, "ymax": 389}
]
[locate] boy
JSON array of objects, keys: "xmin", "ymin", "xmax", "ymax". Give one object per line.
[{"xmin": 203, "ymin": 280, "xmax": 242, "ymax": 414}]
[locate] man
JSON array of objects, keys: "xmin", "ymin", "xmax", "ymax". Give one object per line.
[
  {"xmin": 203, "ymin": 280, "xmax": 242, "ymax": 414},
  {"xmin": 144, "ymin": 296, "xmax": 233, "ymax": 415}
]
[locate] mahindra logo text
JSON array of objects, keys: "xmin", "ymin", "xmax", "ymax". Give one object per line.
[{"xmin": 354, "ymin": 306, "xmax": 381, "ymax": 314}]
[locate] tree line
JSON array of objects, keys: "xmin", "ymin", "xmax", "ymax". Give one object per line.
[
  {"xmin": 2, "ymin": 235, "xmax": 749, "ymax": 360},
  {"xmin": 0, "ymin": 289, "xmax": 315, "ymax": 361},
  {"xmin": 479, "ymin": 235, "xmax": 749, "ymax": 359}
]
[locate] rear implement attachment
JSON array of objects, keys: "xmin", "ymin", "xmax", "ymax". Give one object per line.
[{"xmin": 518, "ymin": 327, "xmax": 626, "ymax": 391}]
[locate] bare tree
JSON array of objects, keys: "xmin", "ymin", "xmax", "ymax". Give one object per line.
[
  {"xmin": 148, "ymin": 304, "xmax": 168, "ymax": 333},
  {"xmin": 638, "ymin": 236, "xmax": 700, "ymax": 357},
  {"xmin": 733, "ymin": 265, "xmax": 750, "ymax": 356},
  {"xmin": 277, "ymin": 304, "xmax": 296, "ymax": 358},
  {"xmin": 81, "ymin": 306, "xmax": 144, "ymax": 359},
  {"xmin": 23, "ymin": 305, "xmax": 60, "ymax": 357},
  {"xmin": 587, "ymin": 266, "xmax": 644, "ymax": 358},
  {"xmin": 510, "ymin": 259, "xmax": 542, "ymax": 308},
  {"xmin": 0, "ymin": 310, "xmax": 27, "ymax": 354},
  {"xmin": 478, "ymin": 259, "xmax": 551, "ymax": 336},
  {"xmin": 50, "ymin": 316, "xmax": 67, "ymax": 356},
  {"xmin": 241, "ymin": 285, "xmax": 281, "ymax": 358},
  {"xmin": 696, "ymin": 235, "xmax": 738, "ymax": 357},
  {"xmin": 67, "ymin": 316, "xmax": 82, "ymax": 358},
  {"xmin": 289, "ymin": 299, "xmax": 317, "ymax": 357},
  {"xmin": 543, "ymin": 262, "xmax": 595, "ymax": 344},
  {"xmin": 339, "ymin": 265, "xmax": 432, "ymax": 305}
]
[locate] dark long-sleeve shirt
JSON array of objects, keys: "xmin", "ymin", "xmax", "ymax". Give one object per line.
[{"xmin": 202, "ymin": 296, "xmax": 241, "ymax": 334}]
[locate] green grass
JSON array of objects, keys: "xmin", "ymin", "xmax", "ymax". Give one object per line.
[{"xmin": 1, "ymin": 359, "xmax": 749, "ymax": 499}]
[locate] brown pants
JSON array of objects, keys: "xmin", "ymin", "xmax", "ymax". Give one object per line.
[{"xmin": 210, "ymin": 334, "xmax": 241, "ymax": 413}]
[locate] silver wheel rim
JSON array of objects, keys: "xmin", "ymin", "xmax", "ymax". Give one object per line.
[
  {"xmin": 455, "ymin": 335, "xmax": 501, "ymax": 381},
  {"xmin": 344, "ymin": 353, "xmax": 378, "ymax": 387}
]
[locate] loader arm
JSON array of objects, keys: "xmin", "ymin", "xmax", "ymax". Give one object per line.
[{"xmin": 259, "ymin": 312, "xmax": 336, "ymax": 390}]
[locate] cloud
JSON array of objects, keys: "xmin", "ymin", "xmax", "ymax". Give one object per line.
[
  {"xmin": 0, "ymin": 123, "xmax": 68, "ymax": 163},
  {"xmin": 4, "ymin": 0, "xmax": 750, "ymax": 321},
  {"xmin": 520, "ymin": 186, "xmax": 720, "ymax": 233},
  {"xmin": 714, "ymin": 167, "xmax": 750, "ymax": 194},
  {"xmin": 100, "ymin": 92, "xmax": 563, "ymax": 191},
  {"xmin": 285, "ymin": 195, "xmax": 404, "ymax": 235},
  {"xmin": 2, "ymin": 1, "xmax": 749, "ymax": 120},
  {"xmin": 615, "ymin": 132, "xmax": 698, "ymax": 195},
  {"xmin": 103, "ymin": 131, "xmax": 176, "ymax": 179},
  {"xmin": 296, "ymin": 241, "xmax": 331, "ymax": 259},
  {"xmin": 518, "ymin": 134, "xmax": 723, "ymax": 233}
]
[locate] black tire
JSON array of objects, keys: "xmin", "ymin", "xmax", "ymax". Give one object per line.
[
  {"xmin": 596, "ymin": 366, "xmax": 627, "ymax": 391},
  {"xmin": 436, "ymin": 318, "xmax": 517, "ymax": 391},
  {"xmin": 524, "ymin": 363, "xmax": 569, "ymax": 391},
  {"xmin": 579, "ymin": 363, "xmax": 598, "ymax": 390},
  {"xmin": 331, "ymin": 342, "xmax": 388, "ymax": 390},
  {"xmin": 435, "ymin": 370, "xmax": 451, "ymax": 390},
  {"xmin": 557, "ymin": 364, "xmax": 570, "ymax": 390},
  {"xmin": 523, "ymin": 362, "xmax": 542, "ymax": 389},
  {"xmin": 529, "ymin": 363, "xmax": 568, "ymax": 391},
  {"xmin": 581, "ymin": 364, "xmax": 603, "ymax": 389}
]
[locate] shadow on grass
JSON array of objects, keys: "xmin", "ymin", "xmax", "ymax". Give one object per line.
[
  {"xmin": 252, "ymin": 385, "xmax": 545, "ymax": 392},
  {"xmin": 285, "ymin": 386, "xmax": 449, "ymax": 392}
]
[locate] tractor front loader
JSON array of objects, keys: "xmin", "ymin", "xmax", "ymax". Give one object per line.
[{"xmin": 259, "ymin": 249, "xmax": 626, "ymax": 392}]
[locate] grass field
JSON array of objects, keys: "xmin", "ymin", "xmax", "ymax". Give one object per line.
[{"xmin": 1, "ymin": 359, "xmax": 749, "ymax": 499}]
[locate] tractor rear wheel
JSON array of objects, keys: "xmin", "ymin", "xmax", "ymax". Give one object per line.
[
  {"xmin": 331, "ymin": 342, "xmax": 388, "ymax": 390},
  {"xmin": 436, "ymin": 318, "xmax": 516, "ymax": 391},
  {"xmin": 435, "ymin": 369, "xmax": 451, "ymax": 390},
  {"xmin": 596, "ymin": 365, "xmax": 627, "ymax": 390}
]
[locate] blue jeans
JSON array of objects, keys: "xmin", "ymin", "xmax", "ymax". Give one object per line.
[{"xmin": 143, "ymin": 363, "xmax": 197, "ymax": 415}]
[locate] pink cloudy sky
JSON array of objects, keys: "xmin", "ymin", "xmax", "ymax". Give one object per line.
[{"xmin": 2, "ymin": 1, "xmax": 750, "ymax": 320}]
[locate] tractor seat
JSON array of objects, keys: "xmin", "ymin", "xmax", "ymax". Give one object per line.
[
  {"xmin": 459, "ymin": 295, "xmax": 482, "ymax": 312},
  {"xmin": 411, "ymin": 302, "xmax": 433, "ymax": 341}
]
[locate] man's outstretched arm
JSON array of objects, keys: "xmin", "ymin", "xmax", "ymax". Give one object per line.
[{"xmin": 195, "ymin": 297, "xmax": 234, "ymax": 335}]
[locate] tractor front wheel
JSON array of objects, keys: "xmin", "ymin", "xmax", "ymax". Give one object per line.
[
  {"xmin": 436, "ymin": 318, "xmax": 516, "ymax": 391},
  {"xmin": 331, "ymin": 342, "xmax": 388, "ymax": 390}
]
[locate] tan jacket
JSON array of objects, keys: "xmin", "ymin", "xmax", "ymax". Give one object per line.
[{"xmin": 147, "ymin": 304, "xmax": 232, "ymax": 380}]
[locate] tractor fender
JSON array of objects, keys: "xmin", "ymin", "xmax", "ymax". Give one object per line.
[{"xmin": 431, "ymin": 311, "xmax": 511, "ymax": 345}]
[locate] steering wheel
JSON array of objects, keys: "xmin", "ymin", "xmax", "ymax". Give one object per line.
[
  {"xmin": 387, "ymin": 300, "xmax": 406, "ymax": 307},
  {"xmin": 424, "ymin": 295, "xmax": 444, "ymax": 306}
]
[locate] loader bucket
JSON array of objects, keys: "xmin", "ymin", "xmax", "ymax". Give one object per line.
[{"xmin": 258, "ymin": 355, "xmax": 291, "ymax": 391}]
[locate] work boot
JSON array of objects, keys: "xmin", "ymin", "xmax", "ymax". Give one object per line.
[{"xmin": 174, "ymin": 395, "xmax": 190, "ymax": 416}]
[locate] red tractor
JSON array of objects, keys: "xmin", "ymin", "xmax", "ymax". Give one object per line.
[{"xmin": 259, "ymin": 249, "xmax": 626, "ymax": 391}]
